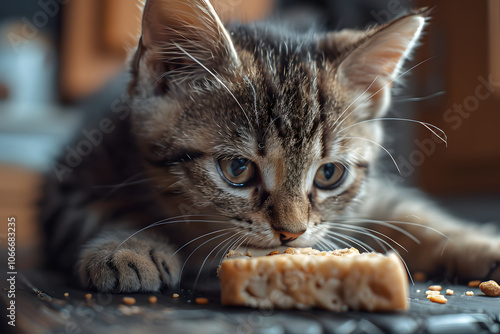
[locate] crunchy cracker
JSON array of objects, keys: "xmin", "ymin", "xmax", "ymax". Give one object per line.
[
  {"xmin": 220, "ymin": 247, "xmax": 408, "ymax": 312},
  {"xmin": 479, "ymin": 280, "xmax": 500, "ymax": 297}
]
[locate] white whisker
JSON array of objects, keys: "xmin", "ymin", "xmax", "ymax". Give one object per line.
[
  {"xmin": 244, "ymin": 75, "xmax": 259, "ymax": 128},
  {"xmin": 332, "ymin": 76, "xmax": 379, "ymax": 130},
  {"xmin": 344, "ymin": 136, "xmax": 401, "ymax": 174},
  {"xmin": 332, "ymin": 218, "xmax": 421, "ymax": 244},
  {"xmin": 393, "ymin": 90, "xmax": 445, "ymax": 103},
  {"xmin": 314, "ymin": 238, "xmax": 334, "ymax": 251},
  {"xmin": 323, "ymin": 230, "xmax": 374, "ymax": 253},
  {"xmin": 207, "ymin": 232, "xmax": 242, "ymax": 271},
  {"xmin": 173, "ymin": 43, "xmax": 253, "ymax": 129},
  {"xmin": 325, "ymin": 223, "xmax": 416, "ymax": 284},
  {"xmin": 332, "ymin": 223, "xmax": 408, "ymax": 252},
  {"xmin": 168, "ymin": 227, "xmax": 238, "ymax": 263},
  {"xmin": 334, "ymin": 56, "xmax": 436, "ymax": 132},
  {"xmin": 345, "ymin": 218, "xmax": 451, "ymax": 242},
  {"xmin": 234, "ymin": 236, "xmax": 249, "ymax": 253},
  {"xmin": 340, "ymin": 117, "xmax": 447, "ymax": 146},
  {"xmin": 115, "ymin": 215, "xmax": 230, "ymax": 250},
  {"xmin": 326, "ymin": 227, "xmax": 388, "ymax": 252},
  {"xmin": 192, "ymin": 231, "xmax": 244, "ymax": 291},
  {"xmin": 177, "ymin": 230, "xmax": 236, "ymax": 290},
  {"xmin": 92, "ymin": 172, "xmax": 149, "ymax": 189},
  {"xmin": 218, "ymin": 233, "xmax": 248, "ymax": 267}
]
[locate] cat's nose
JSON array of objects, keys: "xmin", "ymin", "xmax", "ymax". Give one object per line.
[{"xmin": 278, "ymin": 230, "xmax": 305, "ymax": 243}]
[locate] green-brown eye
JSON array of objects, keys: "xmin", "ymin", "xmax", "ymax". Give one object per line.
[
  {"xmin": 218, "ymin": 158, "xmax": 256, "ymax": 186},
  {"xmin": 314, "ymin": 163, "xmax": 346, "ymax": 190}
]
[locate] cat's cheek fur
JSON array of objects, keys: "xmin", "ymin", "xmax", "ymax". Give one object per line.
[{"xmin": 78, "ymin": 231, "xmax": 180, "ymax": 292}]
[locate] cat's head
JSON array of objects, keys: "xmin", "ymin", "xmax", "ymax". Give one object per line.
[{"xmin": 128, "ymin": 0, "xmax": 426, "ymax": 248}]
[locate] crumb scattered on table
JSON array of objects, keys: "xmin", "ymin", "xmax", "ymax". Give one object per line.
[
  {"xmin": 85, "ymin": 293, "xmax": 92, "ymax": 300},
  {"xmin": 414, "ymin": 272, "xmax": 426, "ymax": 282},
  {"xmin": 468, "ymin": 280, "xmax": 481, "ymax": 287},
  {"xmin": 148, "ymin": 296, "xmax": 158, "ymax": 304},
  {"xmin": 122, "ymin": 297, "xmax": 136, "ymax": 305},
  {"xmin": 118, "ymin": 304, "xmax": 141, "ymax": 316},
  {"xmin": 445, "ymin": 289, "xmax": 454, "ymax": 295},
  {"xmin": 64, "ymin": 292, "xmax": 69, "ymax": 298},
  {"xmin": 267, "ymin": 250, "xmax": 280, "ymax": 256},
  {"xmin": 173, "ymin": 293, "xmax": 180, "ymax": 298},
  {"xmin": 466, "ymin": 291, "xmax": 474, "ymax": 296},
  {"xmin": 195, "ymin": 297, "xmax": 209, "ymax": 305},
  {"xmin": 428, "ymin": 285, "xmax": 442, "ymax": 291},
  {"xmin": 429, "ymin": 295, "xmax": 447, "ymax": 304}
]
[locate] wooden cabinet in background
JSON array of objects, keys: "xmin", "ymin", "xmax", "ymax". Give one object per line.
[
  {"xmin": 59, "ymin": 0, "xmax": 273, "ymax": 101},
  {"xmin": 413, "ymin": 0, "xmax": 500, "ymax": 195}
]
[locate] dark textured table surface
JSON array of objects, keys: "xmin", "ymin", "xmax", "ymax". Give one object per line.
[{"xmin": 3, "ymin": 270, "xmax": 500, "ymax": 334}]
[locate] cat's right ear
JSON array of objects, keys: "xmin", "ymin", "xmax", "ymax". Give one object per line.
[
  {"xmin": 130, "ymin": 0, "xmax": 240, "ymax": 93},
  {"xmin": 324, "ymin": 11, "xmax": 427, "ymax": 118}
]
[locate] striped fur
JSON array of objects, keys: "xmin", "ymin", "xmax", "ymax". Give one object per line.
[{"xmin": 41, "ymin": 0, "xmax": 500, "ymax": 292}]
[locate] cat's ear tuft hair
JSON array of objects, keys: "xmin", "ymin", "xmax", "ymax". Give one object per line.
[
  {"xmin": 131, "ymin": 0, "xmax": 240, "ymax": 93},
  {"xmin": 336, "ymin": 11, "xmax": 428, "ymax": 115}
]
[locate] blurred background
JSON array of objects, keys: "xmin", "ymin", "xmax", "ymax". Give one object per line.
[{"xmin": 0, "ymin": 0, "xmax": 499, "ymax": 269}]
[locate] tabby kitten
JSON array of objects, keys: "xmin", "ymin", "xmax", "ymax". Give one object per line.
[{"xmin": 42, "ymin": 0, "xmax": 500, "ymax": 292}]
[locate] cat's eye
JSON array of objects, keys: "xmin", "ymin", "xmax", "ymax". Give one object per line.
[
  {"xmin": 218, "ymin": 158, "xmax": 256, "ymax": 186},
  {"xmin": 314, "ymin": 163, "xmax": 346, "ymax": 190}
]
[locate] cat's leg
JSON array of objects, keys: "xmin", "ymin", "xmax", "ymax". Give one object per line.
[
  {"xmin": 356, "ymin": 178, "xmax": 500, "ymax": 281},
  {"xmin": 78, "ymin": 229, "xmax": 180, "ymax": 292}
]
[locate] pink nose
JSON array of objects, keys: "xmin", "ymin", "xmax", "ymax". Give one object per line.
[{"xmin": 277, "ymin": 230, "xmax": 305, "ymax": 243}]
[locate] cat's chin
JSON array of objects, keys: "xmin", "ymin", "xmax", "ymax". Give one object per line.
[
  {"xmin": 243, "ymin": 240, "xmax": 282, "ymax": 250},
  {"xmin": 232, "ymin": 240, "xmax": 321, "ymax": 256},
  {"xmin": 232, "ymin": 246, "xmax": 292, "ymax": 256}
]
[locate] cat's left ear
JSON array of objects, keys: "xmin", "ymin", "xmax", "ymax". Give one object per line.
[
  {"xmin": 334, "ymin": 11, "xmax": 427, "ymax": 116},
  {"xmin": 130, "ymin": 0, "xmax": 240, "ymax": 93}
]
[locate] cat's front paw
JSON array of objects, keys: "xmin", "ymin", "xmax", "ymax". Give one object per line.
[
  {"xmin": 79, "ymin": 233, "xmax": 180, "ymax": 292},
  {"xmin": 448, "ymin": 236, "xmax": 500, "ymax": 281}
]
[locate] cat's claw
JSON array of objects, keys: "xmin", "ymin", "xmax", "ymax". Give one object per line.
[{"xmin": 79, "ymin": 235, "xmax": 180, "ymax": 292}]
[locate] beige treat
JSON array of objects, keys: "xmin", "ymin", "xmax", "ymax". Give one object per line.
[
  {"xmin": 219, "ymin": 247, "xmax": 409, "ymax": 312},
  {"xmin": 466, "ymin": 291, "xmax": 474, "ymax": 296},
  {"xmin": 425, "ymin": 290, "xmax": 440, "ymax": 299}
]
